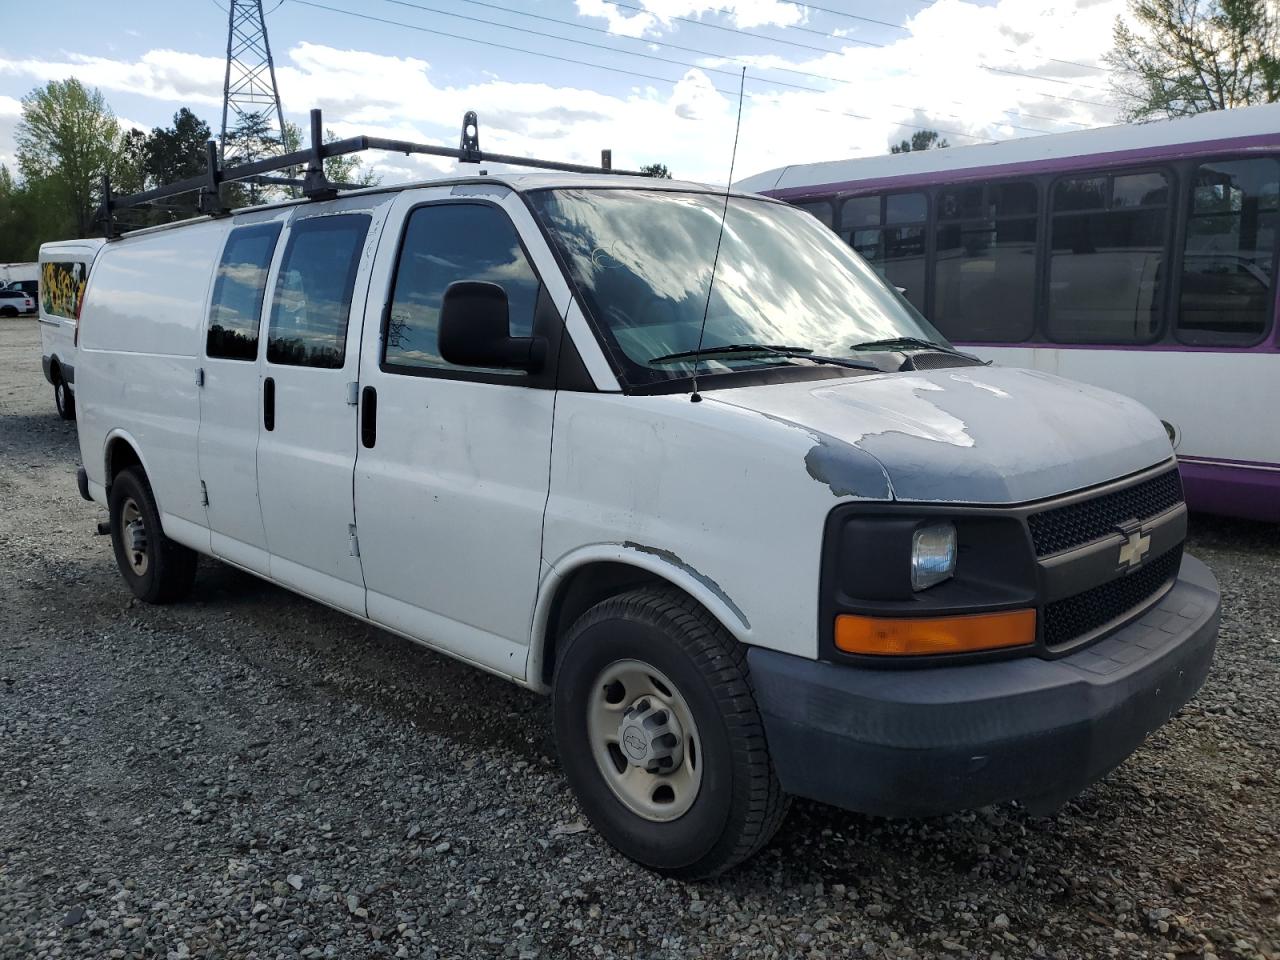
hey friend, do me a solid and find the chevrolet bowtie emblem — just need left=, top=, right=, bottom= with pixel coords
left=1118, top=529, right=1151, bottom=569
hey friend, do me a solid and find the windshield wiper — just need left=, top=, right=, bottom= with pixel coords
left=649, top=343, right=878, bottom=371
left=848, top=337, right=986, bottom=363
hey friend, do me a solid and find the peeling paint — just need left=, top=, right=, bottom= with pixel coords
left=804, top=440, right=895, bottom=499
left=621, top=541, right=751, bottom=631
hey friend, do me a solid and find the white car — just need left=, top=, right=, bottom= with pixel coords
left=72, top=172, right=1220, bottom=877
left=0, top=287, right=34, bottom=317
left=38, top=239, right=105, bottom=420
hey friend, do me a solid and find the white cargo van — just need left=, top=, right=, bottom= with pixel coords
left=38, top=239, right=105, bottom=420
left=72, top=131, right=1220, bottom=878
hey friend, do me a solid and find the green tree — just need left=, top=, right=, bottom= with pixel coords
left=15, top=78, right=126, bottom=235
left=640, top=162, right=672, bottom=179
left=890, top=130, right=949, bottom=154
left=1106, top=0, right=1280, bottom=120
left=146, top=108, right=212, bottom=186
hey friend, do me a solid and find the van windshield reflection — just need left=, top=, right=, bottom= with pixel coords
left=527, top=188, right=944, bottom=385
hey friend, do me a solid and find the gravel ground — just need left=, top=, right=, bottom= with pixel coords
left=0, top=315, right=1277, bottom=960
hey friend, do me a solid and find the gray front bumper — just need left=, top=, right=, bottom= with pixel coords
left=749, top=554, right=1220, bottom=818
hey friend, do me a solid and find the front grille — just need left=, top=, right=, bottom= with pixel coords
left=1042, top=546, right=1181, bottom=648
left=1027, top=468, right=1183, bottom=557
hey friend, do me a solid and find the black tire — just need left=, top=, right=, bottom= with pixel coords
left=54, top=377, right=75, bottom=421
left=553, top=586, right=789, bottom=878
left=108, top=467, right=197, bottom=604
left=0, top=306, right=16, bottom=318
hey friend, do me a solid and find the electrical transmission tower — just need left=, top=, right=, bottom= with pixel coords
left=220, top=0, right=288, bottom=165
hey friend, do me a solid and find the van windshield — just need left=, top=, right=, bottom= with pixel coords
left=527, top=188, right=944, bottom=386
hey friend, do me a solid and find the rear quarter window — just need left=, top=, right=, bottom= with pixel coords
left=40, top=261, right=89, bottom=319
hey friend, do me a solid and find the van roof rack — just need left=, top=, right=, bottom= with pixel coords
left=99, top=107, right=647, bottom=237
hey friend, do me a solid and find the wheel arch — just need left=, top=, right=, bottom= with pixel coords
left=529, top=544, right=753, bottom=693
left=102, top=430, right=155, bottom=503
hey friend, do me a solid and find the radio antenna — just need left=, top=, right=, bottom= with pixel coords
left=690, top=66, right=746, bottom=403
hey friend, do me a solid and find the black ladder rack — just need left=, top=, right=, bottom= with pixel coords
left=99, top=107, right=645, bottom=236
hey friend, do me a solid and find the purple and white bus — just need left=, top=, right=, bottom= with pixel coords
left=737, top=103, right=1280, bottom=523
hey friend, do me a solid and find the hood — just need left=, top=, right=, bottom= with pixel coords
left=711, top=365, right=1174, bottom=504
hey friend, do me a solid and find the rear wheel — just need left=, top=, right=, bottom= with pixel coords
left=108, top=467, right=197, bottom=603
left=0, top=306, right=16, bottom=318
left=53, top=377, right=75, bottom=420
left=552, top=587, right=789, bottom=878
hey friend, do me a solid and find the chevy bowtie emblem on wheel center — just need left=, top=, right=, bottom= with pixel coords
left=1118, top=528, right=1152, bottom=569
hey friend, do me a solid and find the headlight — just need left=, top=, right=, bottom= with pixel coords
left=911, top=521, right=956, bottom=591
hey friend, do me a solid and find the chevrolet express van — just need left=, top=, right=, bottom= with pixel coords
left=38, top=238, right=105, bottom=420
left=73, top=173, right=1220, bottom=877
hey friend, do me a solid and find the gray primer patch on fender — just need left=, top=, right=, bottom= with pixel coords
left=804, top=438, right=895, bottom=499
left=621, top=541, right=751, bottom=631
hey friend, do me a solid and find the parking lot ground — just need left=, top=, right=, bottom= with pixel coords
left=1, top=316, right=1277, bottom=960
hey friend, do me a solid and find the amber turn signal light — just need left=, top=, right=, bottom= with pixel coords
left=834, top=609, right=1036, bottom=656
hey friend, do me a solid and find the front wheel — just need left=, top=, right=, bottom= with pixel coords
left=553, top=587, right=789, bottom=878
left=108, top=467, right=197, bottom=603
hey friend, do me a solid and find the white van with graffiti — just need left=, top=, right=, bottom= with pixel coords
left=38, top=239, right=105, bottom=420
left=72, top=152, right=1220, bottom=878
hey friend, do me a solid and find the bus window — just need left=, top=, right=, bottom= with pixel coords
left=933, top=180, right=1038, bottom=342
left=793, top=199, right=835, bottom=229
left=1177, top=158, right=1279, bottom=346
left=1048, top=171, right=1170, bottom=344
left=840, top=193, right=927, bottom=312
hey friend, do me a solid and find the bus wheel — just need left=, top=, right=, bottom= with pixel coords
left=108, top=467, right=197, bottom=603
left=54, top=377, right=76, bottom=421
left=552, top=586, right=789, bottom=878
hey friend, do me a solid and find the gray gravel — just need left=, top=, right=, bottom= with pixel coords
left=1, top=316, right=1277, bottom=960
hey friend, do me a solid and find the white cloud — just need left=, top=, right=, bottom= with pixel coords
left=0, top=0, right=1125, bottom=185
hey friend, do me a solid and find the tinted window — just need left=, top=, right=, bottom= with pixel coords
left=266, top=214, right=370, bottom=368
left=794, top=200, right=834, bottom=229
left=40, top=261, right=89, bottom=320
left=933, top=180, right=1038, bottom=342
left=1178, top=158, right=1279, bottom=345
left=1048, top=171, right=1170, bottom=343
left=841, top=192, right=928, bottom=311
left=840, top=196, right=880, bottom=230
left=207, top=223, right=281, bottom=360
left=383, top=203, right=540, bottom=373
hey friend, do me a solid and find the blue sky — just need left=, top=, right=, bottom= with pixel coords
left=0, top=0, right=1129, bottom=183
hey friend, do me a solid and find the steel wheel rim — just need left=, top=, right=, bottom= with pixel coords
left=55, top=382, right=65, bottom=412
left=586, top=659, right=702, bottom=822
left=120, top=498, right=149, bottom=576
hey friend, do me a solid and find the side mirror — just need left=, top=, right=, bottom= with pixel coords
left=438, top=280, right=547, bottom=372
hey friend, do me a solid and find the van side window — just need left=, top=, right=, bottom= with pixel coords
left=207, top=222, right=282, bottom=360
left=40, top=261, right=89, bottom=320
left=266, top=214, right=371, bottom=369
left=1177, top=157, right=1278, bottom=345
left=383, top=203, right=540, bottom=374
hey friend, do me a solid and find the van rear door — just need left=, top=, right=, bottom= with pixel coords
left=197, top=219, right=284, bottom=575
left=255, top=205, right=386, bottom=614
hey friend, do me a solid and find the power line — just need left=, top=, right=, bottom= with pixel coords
left=607, top=0, right=1115, bottom=81
left=599, top=0, right=1117, bottom=108
left=385, top=0, right=1091, bottom=130
left=374, top=0, right=1059, bottom=135
left=292, top=0, right=1004, bottom=142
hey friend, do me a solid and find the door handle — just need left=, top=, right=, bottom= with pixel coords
left=361, top=385, right=377, bottom=448
left=263, top=376, right=275, bottom=431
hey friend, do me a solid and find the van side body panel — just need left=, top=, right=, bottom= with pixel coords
left=77, top=222, right=224, bottom=549
left=538, top=391, right=892, bottom=665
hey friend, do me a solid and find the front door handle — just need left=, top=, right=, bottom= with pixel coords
left=361, top=385, right=377, bottom=448
left=263, top=376, right=275, bottom=431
